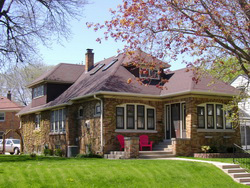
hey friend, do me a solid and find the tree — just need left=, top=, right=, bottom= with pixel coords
left=89, top=0, right=249, bottom=79
left=0, top=63, right=53, bottom=106
left=0, top=0, right=87, bottom=70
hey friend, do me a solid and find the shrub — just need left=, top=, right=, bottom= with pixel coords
left=54, top=149, right=63, bottom=157
left=209, top=146, right=218, bottom=153
left=30, top=153, right=36, bottom=158
left=76, top=153, right=102, bottom=158
left=227, top=147, right=234, bottom=153
left=201, top=146, right=210, bottom=153
left=44, top=149, right=50, bottom=156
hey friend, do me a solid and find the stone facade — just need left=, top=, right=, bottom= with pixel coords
left=20, top=94, right=241, bottom=157
left=124, top=137, right=139, bottom=159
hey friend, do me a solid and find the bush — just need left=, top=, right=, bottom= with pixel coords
left=30, top=153, right=36, bottom=158
left=76, top=153, right=102, bottom=158
left=201, top=146, right=210, bottom=153
left=227, top=147, right=234, bottom=153
left=54, top=149, right=63, bottom=157
left=44, top=149, right=53, bottom=156
left=209, top=146, right=218, bottom=153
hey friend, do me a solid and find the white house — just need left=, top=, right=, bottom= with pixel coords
left=231, top=75, right=250, bottom=149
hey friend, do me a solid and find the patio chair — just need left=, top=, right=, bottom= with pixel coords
left=116, top=135, right=124, bottom=151
left=139, top=135, right=153, bottom=151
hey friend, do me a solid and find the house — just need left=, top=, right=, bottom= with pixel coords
left=18, top=49, right=240, bottom=156
left=231, top=75, right=250, bottom=149
left=0, top=92, right=23, bottom=139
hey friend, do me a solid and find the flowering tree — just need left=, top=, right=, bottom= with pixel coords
left=89, top=0, right=249, bottom=80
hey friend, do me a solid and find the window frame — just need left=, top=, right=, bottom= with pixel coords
left=147, top=108, right=155, bottom=130
left=197, top=106, right=205, bottom=128
left=116, top=107, right=124, bottom=129
left=94, top=103, right=101, bottom=116
left=50, top=108, right=66, bottom=133
left=139, top=68, right=160, bottom=80
left=33, top=85, right=44, bottom=99
left=216, top=104, right=224, bottom=129
left=207, top=104, right=214, bottom=129
left=0, top=112, right=5, bottom=122
left=115, top=104, right=156, bottom=131
left=78, top=106, right=83, bottom=118
left=127, top=105, right=135, bottom=129
left=137, top=105, right=145, bottom=129
left=35, top=114, right=41, bottom=129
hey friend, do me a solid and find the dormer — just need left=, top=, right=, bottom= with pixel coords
left=27, top=63, right=85, bottom=108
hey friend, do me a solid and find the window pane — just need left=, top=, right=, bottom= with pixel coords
left=50, top=111, right=54, bottom=132
left=59, top=109, right=63, bottom=132
left=116, top=107, right=124, bottom=129
left=147, top=109, right=155, bottom=130
left=55, top=110, right=58, bottom=132
left=197, top=107, right=205, bottom=128
left=137, top=105, right=145, bottom=129
left=216, top=105, right=223, bottom=129
left=207, top=104, right=214, bottom=128
left=127, top=105, right=134, bottom=129
left=0, top=113, right=4, bottom=121
left=182, top=104, right=186, bottom=130
left=225, top=111, right=232, bottom=129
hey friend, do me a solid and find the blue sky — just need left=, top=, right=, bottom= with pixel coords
left=38, top=0, right=186, bottom=70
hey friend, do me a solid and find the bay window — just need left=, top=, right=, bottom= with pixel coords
left=116, top=104, right=156, bottom=131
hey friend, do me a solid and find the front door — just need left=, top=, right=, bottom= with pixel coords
left=171, top=103, right=180, bottom=138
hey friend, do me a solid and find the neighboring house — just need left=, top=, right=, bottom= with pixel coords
left=0, top=92, right=23, bottom=139
left=231, top=75, right=250, bottom=149
left=18, top=49, right=240, bottom=156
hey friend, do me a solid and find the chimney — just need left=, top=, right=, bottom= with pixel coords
left=7, top=91, right=11, bottom=101
left=85, top=49, right=94, bottom=72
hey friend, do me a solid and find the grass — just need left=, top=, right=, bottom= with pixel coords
left=0, top=155, right=246, bottom=188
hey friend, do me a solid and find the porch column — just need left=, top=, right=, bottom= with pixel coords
left=124, top=137, right=139, bottom=159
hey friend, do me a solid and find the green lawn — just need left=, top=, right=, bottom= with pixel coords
left=0, top=155, right=246, bottom=188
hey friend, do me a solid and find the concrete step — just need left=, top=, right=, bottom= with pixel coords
left=242, top=182, right=250, bottom=186
left=139, top=154, right=175, bottom=159
left=104, top=153, right=125, bottom=159
left=224, top=168, right=246, bottom=173
left=139, top=151, right=173, bottom=156
left=236, top=177, right=250, bottom=183
left=110, top=151, right=124, bottom=155
left=153, top=148, right=173, bottom=152
left=231, top=173, right=250, bottom=178
left=220, top=164, right=240, bottom=169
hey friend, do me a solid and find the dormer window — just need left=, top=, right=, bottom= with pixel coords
left=139, top=68, right=160, bottom=80
left=33, top=85, right=44, bottom=99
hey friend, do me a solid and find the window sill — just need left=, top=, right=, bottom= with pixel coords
left=197, top=129, right=235, bottom=133
left=49, top=132, right=66, bottom=135
left=115, top=129, right=157, bottom=133
left=94, top=114, right=101, bottom=118
left=33, top=95, right=45, bottom=100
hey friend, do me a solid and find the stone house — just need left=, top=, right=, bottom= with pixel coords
left=18, top=49, right=240, bottom=156
left=231, top=75, right=250, bottom=149
left=0, top=92, right=23, bottom=139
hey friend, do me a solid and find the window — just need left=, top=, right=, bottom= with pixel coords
left=137, top=105, right=145, bottom=129
left=139, top=68, right=160, bottom=80
left=197, top=103, right=233, bottom=130
left=207, top=104, right=214, bottom=129
left=35, top=114, right=41, bottom=129
left=116, top=107, right=124, bottom=129
left=216, top=105, right=223, bottom=129
left=225, top=111, right=232, bottom=129
left=33, top=85, right=44, bottom=98
left=0, top=112, right=5, bottom=121
left=197, top=107, right=205, bottom=128
left=50, top=109, right=66, bottom=133
left=147, top=109, right=155, bottom=130
left=127, top=105, right=135, bottom=129
left=116, top=104, right=156, bottom=131
left=95, top=103, right=101, bottom=116
left=182, top=103, right=186, bottom=130
left=78, top=106, right=83, bottom=118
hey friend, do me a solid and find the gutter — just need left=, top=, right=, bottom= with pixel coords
left=94, top=94, right=104, bottom=153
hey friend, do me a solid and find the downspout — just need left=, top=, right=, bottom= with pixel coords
left=94, top=94, right=103, bottom=153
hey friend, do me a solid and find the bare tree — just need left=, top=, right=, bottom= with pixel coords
left=0, top=63, right=53, bottom=105
left=0, top=0, right=87, bottom=70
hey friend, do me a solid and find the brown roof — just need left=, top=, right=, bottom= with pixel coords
left=0, top=97, right=23, bottom=111
left=18, top=51, right=239, bottom=115
left=160, top=68, right=239, bottom=96
left=27, top=63, right=85, bottom=88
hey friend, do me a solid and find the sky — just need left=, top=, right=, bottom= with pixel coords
left=38, top=0, right=186, bottom=71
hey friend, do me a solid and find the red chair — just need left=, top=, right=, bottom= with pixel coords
left=117, top=135, right=124, bottom=151
left=140, top=135, right=153, bottom=151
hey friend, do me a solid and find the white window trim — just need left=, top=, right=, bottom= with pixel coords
left=115, top=103, right=157, bottom=131
left=0, top=112, right=5, bottom=122
left=197, top=103, right=233, bottom=131
left=33, top=85, right=45, bottom=99
left=94, top=103, right=101, bottom=117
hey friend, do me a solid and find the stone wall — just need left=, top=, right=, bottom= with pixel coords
left=0, top=111, right=20, bottom=139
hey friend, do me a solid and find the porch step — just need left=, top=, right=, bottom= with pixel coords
left=139, top=154, right=176, bottom=159
left=224, top=168, right=246, bottom=173
left=231, top=173, right=250, bottom=178
left=104, top=151, right=125, bottom=159
left=220, top=164, right=240, bottom=169
left=152, top=140, right=173, bottom=151
left=236, top=177, right=250, bottom=183
left=139, top=150, right=175, bottom=159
